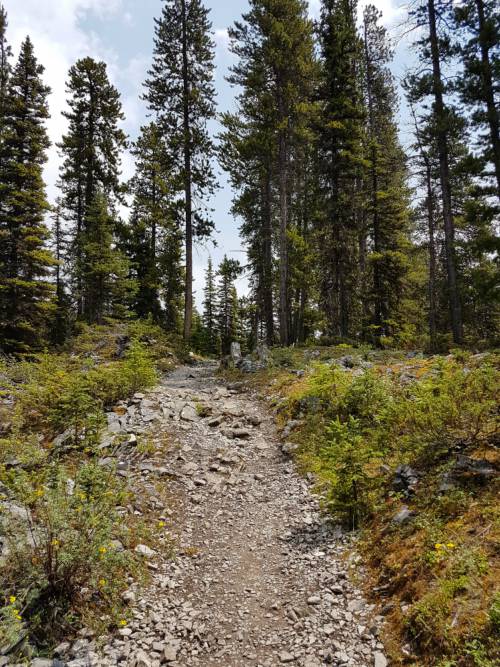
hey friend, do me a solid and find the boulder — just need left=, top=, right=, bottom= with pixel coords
left=393, top=465, right=419, bottom=497
left=392, top=505, right=416, bottom=525
left=230, top=341, right=242, bottom=364
left=256, top=342, right=270, bottom=364
left=134, top=544, right=156, bottom=558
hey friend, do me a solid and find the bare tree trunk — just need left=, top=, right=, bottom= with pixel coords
left=262, top=167, right=274, bottom=345
left=428, top=0, right=463, bottom=344
left=277, top=91, right=289, bottom=347
left=425, top=159, right=438, bottom=351
left=181, top=0, right=193, bottom=341
left=475, top=0, right=500, bottom=200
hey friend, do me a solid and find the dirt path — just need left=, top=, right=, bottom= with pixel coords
left=65, top=363, right=388, bottom=667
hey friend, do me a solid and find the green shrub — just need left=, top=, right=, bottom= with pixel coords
left=88, top=340, right=157, bottom=406
left=1, top=463, right=137, bottom=644
left=319, top=417, right=379, bottom=528
left=380, top=359, right=498, bottom=464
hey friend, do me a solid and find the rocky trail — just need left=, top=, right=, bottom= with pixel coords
left=63, top=363, right=389, bottom=667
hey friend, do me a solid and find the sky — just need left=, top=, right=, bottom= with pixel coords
left=5, top=0, right=410, bottom=307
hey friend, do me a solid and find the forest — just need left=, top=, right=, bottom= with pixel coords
left=0, top=0, right=498, bottom=666
left=0, top=0, right=498, bottom=356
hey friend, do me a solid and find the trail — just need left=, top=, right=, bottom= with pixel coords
left=66, top=363, right=388, bottom=667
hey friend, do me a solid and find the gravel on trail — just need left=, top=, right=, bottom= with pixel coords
left=62, top=362, right=389, bottom=667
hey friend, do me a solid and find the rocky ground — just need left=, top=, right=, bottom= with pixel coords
left=55, top=362, right=389, bottom=667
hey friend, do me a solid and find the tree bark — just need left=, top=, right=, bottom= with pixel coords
left=277, top=90, right=289, bottom=347
left=181, top=0, right=193, bottom=341
left=427, top=0, right=463, bottom=344
left=262, top=167, right=274, bottom=345
left=475, top=0, right=500, bottom=200
left=425, top=158, right=438, bottom=352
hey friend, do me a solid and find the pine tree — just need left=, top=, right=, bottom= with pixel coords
left=318, top=0, right=366, bottom=339
left=202, top=257, right=218, bottom=354
left=455, top=0, right=500, bottom=201
left=80, top=192, right=131, bottom=325
left=49, top=199, right=71, bottom=344
left=128, top=122, right=183, bottom=328
left=144, top=0, right=217, bottom=340
left=258, top=0, right=316, bottom=345
left=216, top=256, right=242, bottom=356
left=0, top=4, right=12, bottom=129
left=0, top=4, right=12, bottom=194
left=408, top=0, right=463, bottom=344
left=58, top=57, right=126, bottom=317
left=0, top=37, right=55, bottom=353
left=362, top=5, right=410, bottom=342
left=222, top=0, right=316, bottom=346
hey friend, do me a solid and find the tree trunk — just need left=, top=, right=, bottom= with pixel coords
left=425, top=158, right=438, bottom=351
left=181, top=0, right=193, bottom=341
left=262, top=168, right=274, bottom=345
left=427, top=0, right=463, bottom=344
left=277, top=91, right=289, bottom=347
left=475, top=0, right=500, bottom=200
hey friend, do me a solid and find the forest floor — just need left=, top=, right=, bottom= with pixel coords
left=63, top=362, right=388, bottom=667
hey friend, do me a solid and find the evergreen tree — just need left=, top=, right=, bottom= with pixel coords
left=202, top=257, right=218, bottom=354
left=0, top=4, right=12, bottom=202
left=0, top=4, right=12, bottom=133
left=144, top=0, right=217, bottom=340
left=222, top=0, right=316, bottom=346
left=80, top=192, right=131, bottom=325
left=128, top=122, right=183, bottom=329
left=49, top=199, right=71, bottom=344
left=58, top=57, right=126, bottom=317
left=216, top=256, right=242, bottom=356
left=455, top=0, right=500, bottom=200
left=318, top=0, right=366, bottom=339
left=362, top=5, right=410, bottom=342
left=408, top=0, right=463, bottom=344
left=257, top=0, right=316, bottom=345
left=0, top=37, right=55, bottom=353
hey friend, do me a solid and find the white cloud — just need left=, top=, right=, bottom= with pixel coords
left=214, top=27, right=230, bottom=58
left=3, top=0, right=124, bottom=202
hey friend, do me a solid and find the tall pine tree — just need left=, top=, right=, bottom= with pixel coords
left=202, top=256, right=218, bottom=354
left=0, top=37, right=55, bottom=353
left=128, top=122, right=183, bottom=328
left=58, top=57, right=126, bottom=320
left=318, top=0, right=366, bottom=339
left=144, top=0, right=217, bottom=340
left=362, top=5, right=410, bottom=342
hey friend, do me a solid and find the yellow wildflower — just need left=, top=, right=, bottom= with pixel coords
left=35, top=489, right=44, bottom=497
left=15, top=614, right=22, bottom=621
left=158, top=521, right=165, bottom=528
left=119, top=619, right=127, bottom=627
left=435, top=543, right=443, bottom=550
left=9, top=596, right=16, bottom=604
left=446, top=542, right=455, bottom=549
left=98, top=546, right=107, bottom=555
left=51, top=539, right=60, bottom=548
left=98, top=579, right=106, bottom=587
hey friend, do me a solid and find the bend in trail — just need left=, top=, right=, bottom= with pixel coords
left=68, top=363, right=389, bottom=667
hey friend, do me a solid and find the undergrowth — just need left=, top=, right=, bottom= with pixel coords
left=0, top=319, right=177, bottom=654
left=249, top=347, right=500, bottom=666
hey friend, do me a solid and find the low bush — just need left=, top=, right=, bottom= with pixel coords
left=1, top=463, right=138, bottom=646
left=275, top=351, right=499, bottom=664
left=0, top=321, right=165, bottom=652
